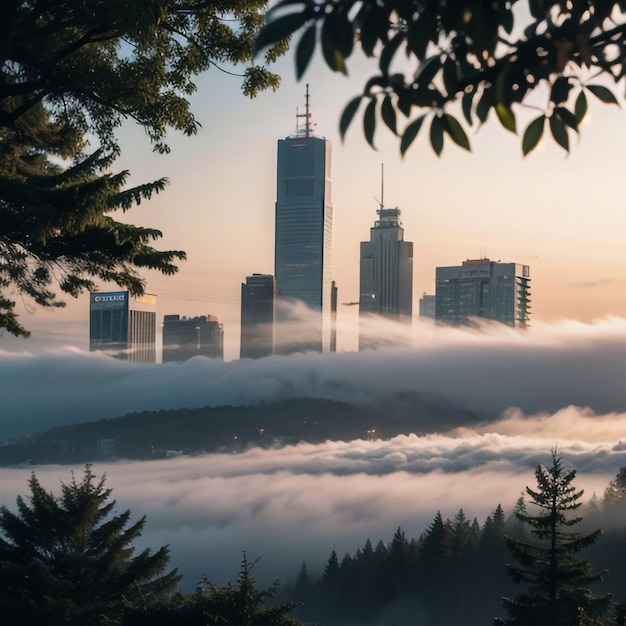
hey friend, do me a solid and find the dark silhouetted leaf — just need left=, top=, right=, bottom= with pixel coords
left=550, top=76, right=572, bottom=105
left=379, top=31, right=404, bottom=76
left=255, top=12, right=308, bottom=55
left=522, top=115, right=545, bottom=156
left=321, top=16, right=347, bottom=74
left=363, top=98, right=377, bottom=148
left=295, top=24, right=316, bottom=80
left=550, top=114, right=569, bottom=152
left=476, top=86, right=493, bottom=124
left=443, top=57, right=457, bottom=96
left=443, top=114, right=471, bottom=151
left=381, top=95, right=397, bottom=135
left=495, top=102, right=516, bottom=133
left=462, top=90, right=474, bottom=125
left=339, top=96, right=362, bottom=140
left=555, top=106, right=578, bottom=132
left=574, top=91, right=588, bottom=123
left=430, top=115, right=444, bottom=156
left=400, top=114, right=425, bottom=156
left=587, top=84, right=619, bottom=105
left=414, top=54, right=441, bottom=87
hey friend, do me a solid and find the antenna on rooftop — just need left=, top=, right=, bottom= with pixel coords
left=295, top=84, right=313, bottom=137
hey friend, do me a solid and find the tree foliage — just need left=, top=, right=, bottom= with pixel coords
left=495, top=451, right=610, bottom=626
left=0, top=465, right=179, bottom=626
left=257, top=0, right=624, bottom=156
left=1, top=0, right=284, bottom=336
left=121, top=552, right=301, bottom=626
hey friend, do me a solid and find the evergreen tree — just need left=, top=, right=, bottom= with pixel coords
left=1, top=0, right=285, bottom=336
left=0, top=465, right=179, bottom=626
left=495, top=451, right=611, bottom=626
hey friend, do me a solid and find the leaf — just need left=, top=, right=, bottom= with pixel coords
left=321, top=16, right=347, bottom=74
left=363, top=98, right=377, bottom=148
left=586, top=84, right=619, bottom=106
left=339, top=96, right=362, bottom=140
left=462, top=90, right=474, bottom=125
left=555, top=106, right=578, bottom=132
left=381, top=95, right=397, bottom=135
left=255, top=12, right=308, bottom=55
left=550, top=76, right=572, bottom=105
left=574, top=90, right=588, bottom=123
left=549, top=114, right=569, bottom=152
left=295, top=24, right=316, bottom=80
left=443, top=114, right=471, bottom=151
left=400, top=115, right=425, bottom=156
left=495, top=102, right=517, bottom=133
left=522, top=115, right=545, bottom=156
left=430, top=115, right=445, bottom=156
left=476, top=86, right=492, bottom=124
left=414, top=54, right=442, bottom=87
left=379, top=31, right=404, bottom=76
left=266, top=0, right=306, bottom=21
left=442, top=57, right=457, bottom=96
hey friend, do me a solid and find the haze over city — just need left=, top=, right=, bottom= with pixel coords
left=3, top=18, right=626, bottom=621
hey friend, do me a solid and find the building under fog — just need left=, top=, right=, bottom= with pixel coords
left=240, top=274, right=276, bottom=359
left=435, top=258, right=531, bottom=327
left=419, top=294, right=436, bottom=319
left=359, top=195, right=413, bottom=349
left=274, top=86, right=333, bottom=354
left=89, top=291, right=157, bottom=362
left=162, top=315, right=223, bottom=362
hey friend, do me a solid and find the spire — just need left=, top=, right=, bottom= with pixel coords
left=295, top=84, right=314, bottom=137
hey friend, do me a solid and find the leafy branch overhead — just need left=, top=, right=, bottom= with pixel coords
left=1, top=0, right=284, bottom=337
left=256, top=0, right=623, bottom=156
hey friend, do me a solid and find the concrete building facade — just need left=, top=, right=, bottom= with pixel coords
left=435, top=259, right=531, bottom=327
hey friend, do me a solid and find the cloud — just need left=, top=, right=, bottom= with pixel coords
left=2, top=316, right=626, bottom=438
left=0, top=415, right=622, bottom=589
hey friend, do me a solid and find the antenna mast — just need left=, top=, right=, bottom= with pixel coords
left=380, top=163, right=384, bottom=209
left=295, top=84, right=313, bottom=137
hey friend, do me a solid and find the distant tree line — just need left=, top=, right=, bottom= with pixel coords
left=2, top=457, right=626, bottom=625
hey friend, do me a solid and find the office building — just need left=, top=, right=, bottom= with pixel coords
left=435, top=258, right=531, bottom=327
left=419, top=294, right=436, bottom=319
left=162, top=314, right=223, bottom=362
left=89, top=291, right=156, bottom=362
left=359, top=194, right=413, bottom=349
left=240, top=274, right=276, bottom=359
left=274, top=86, right=333, bottom=353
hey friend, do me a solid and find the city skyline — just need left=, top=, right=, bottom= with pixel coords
left=3, top=55, right=626, bottom=359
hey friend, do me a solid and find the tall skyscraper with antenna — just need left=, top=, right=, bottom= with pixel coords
left=359, top=166, right=413, bottom=349
left=274, top=86, right=333, bottom=353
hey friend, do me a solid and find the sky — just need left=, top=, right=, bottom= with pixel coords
left=3, top=42, right=626, bottom=358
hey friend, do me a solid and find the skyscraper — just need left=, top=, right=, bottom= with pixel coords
left=89, top=291, right=156, bottom=362
left=240, top=274, right=276, bottom=359
left=435, top=258, right=531, bottom=327
left=274, top=86, right=333, bottom=354
left=359, top=182, right=413, bottom=349
left=162, top=314, right=224, bottom=362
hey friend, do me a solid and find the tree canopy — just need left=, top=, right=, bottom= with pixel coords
left=1, top=0, right=283, bottom=337
left=0, top=465, right=179, bottom=626
left=257, top=0, right=624, bottom=156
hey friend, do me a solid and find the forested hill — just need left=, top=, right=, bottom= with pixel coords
left=1, top=395, right=481, bottom=466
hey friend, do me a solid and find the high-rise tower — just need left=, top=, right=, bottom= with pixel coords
left=359, top=169, right=413, bottom=349
left=240, top=273, right=276, bottom=359
left=274, top=86, right=333, bottom=353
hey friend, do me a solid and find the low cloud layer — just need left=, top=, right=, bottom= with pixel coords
left=2, top=316, right=626, bottom=437
left=0, top=413, right=623, bottom=589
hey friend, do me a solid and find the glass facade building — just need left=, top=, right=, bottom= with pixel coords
left=274, top=132, right=333, bottom=353
left=435, top=259, right=531, bottom=327
left=240, top=274, right=276, bottom=359
left=89, top=291, right=156, bottom=362
left=162, top=314, right=224, bottom=362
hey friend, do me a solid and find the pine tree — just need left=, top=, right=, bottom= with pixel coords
left=495, top=451, right=611, bottom=626
left=0, top=465, right=179, bottom=626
